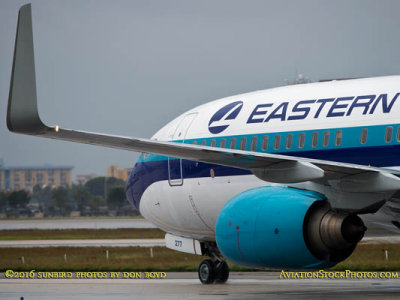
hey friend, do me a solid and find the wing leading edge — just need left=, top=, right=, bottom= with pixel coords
left=7, top=4, right=400, bottom=193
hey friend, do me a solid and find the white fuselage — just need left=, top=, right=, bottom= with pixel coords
left=134, top=76, right=400, bottom=240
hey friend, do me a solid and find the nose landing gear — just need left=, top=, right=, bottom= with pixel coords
left=198, top=259, right=229, bottom=284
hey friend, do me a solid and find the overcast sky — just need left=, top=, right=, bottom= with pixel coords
left=1, top=0, right=400, bottom=179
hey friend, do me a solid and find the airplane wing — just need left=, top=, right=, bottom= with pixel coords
left=7, top=4, right=400, bottom=194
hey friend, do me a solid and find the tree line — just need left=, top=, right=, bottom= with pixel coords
left=0, top=177, right=137, bottom=217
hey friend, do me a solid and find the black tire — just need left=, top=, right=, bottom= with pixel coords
left=214, top=260, right=229, bottom=284
left=198, top=259, right=215, bottom=284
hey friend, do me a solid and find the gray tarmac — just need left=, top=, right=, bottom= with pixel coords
left=1, top=272, right=400, bottom=299
left=361, top=235, right=400, bottom=244
left=0, top=218, right=156, bottom=230
left=0, top=238, right=165, bottom=248
left=0, top=236, right=399, bottom=248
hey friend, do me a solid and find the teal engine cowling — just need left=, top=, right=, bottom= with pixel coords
left=215, top=187, right=366, bottom=269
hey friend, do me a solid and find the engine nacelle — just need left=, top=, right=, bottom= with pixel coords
left=215, top=186, right=366, bottom=269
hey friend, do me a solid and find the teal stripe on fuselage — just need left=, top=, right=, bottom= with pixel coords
left=137, top=123, right=400, bottom=163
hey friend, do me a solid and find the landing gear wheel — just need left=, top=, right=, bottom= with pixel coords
left=214, top=260, right=229, bottom=284
left=198, top=259, right=215, bottom=284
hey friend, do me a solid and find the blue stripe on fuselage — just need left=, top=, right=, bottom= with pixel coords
left=126, top=143, right=400, bottom=210
left=126, top=122, right=400, bottom=210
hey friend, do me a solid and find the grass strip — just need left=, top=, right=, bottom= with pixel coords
left=333, top=243, right=400, bottom=270
left=0, top=243, right=400, bottom=272
left=0, top=228, right=165, bottom=240
left=0, top=246, right=252, bottom=272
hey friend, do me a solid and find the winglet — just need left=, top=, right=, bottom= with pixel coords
left=7, top=4, right=49, bottom=134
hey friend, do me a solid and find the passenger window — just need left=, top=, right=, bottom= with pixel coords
left=335, top=130, right=342, bottom=146
left=250, top=137, right=257, bottom=151
left=323, top=131, right=330, bottom=147
left=240, top=137, right=247, bottom=150
left=286, top=134, right=293, bottom=149
left=210, top=139, right=216, bottom=147
left=311, top=132, right=318, bottom=148
left=298, top=133, right=305, bottom=149
left=219, top=139, right=226, bottom=148
left=360, top=128, right=368, bottom=144
left=201, top=140, right=206, bottom=146
left=261, top=136, right=268, bottom=151
left=385, top=126, right=393, bottom=143
left=230, top=138, right=236, bottom=149
left=274, top=135, right=281, bottom=150
left=192, top=141, right=197, bottom=145
left=397, top=127, right=400, bottom=142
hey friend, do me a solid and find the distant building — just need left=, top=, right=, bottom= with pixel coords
left=76, top=173, right=98, bottom=185
left=107, top=165, right=131, bottom=182
left=0, top=165, right=73, bottom=191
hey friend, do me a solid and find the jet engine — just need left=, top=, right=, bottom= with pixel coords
left=215, top=186, right=366, bottom=269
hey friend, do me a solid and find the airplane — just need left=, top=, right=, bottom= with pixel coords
left=7, top=4, right=400, bottom=284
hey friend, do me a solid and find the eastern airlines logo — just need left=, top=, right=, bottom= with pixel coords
left=208, top=101, right=243, bottom=134
left=208, top=93, right=400, bottom=134
left=245, top=93, right=400, bottom=124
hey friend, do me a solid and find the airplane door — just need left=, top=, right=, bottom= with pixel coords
left=168, top=113, right=197, bottom=186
